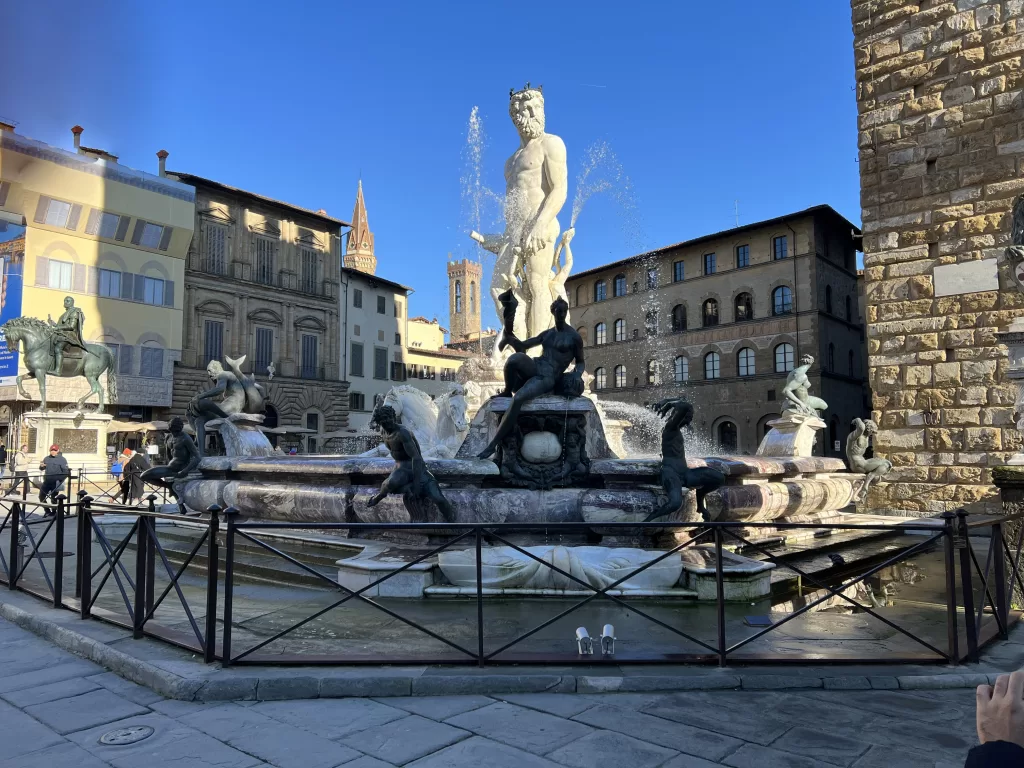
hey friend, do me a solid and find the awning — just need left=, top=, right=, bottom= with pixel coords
left=107, top=420, right=172, bottom=433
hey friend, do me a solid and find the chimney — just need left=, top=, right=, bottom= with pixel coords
left=0, top=119, right=14, bottom=134
left=71, top=125, right=83, bottom=151
left=156, top=149, right=169, bottom=177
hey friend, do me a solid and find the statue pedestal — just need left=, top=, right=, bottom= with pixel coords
left=997, top=319, right=1024, bottom=465
left=756, top=411, right=825, bottom=458
left=207, top=413, right=272, bottom=457
left=22, top=411, right=113, bottom=473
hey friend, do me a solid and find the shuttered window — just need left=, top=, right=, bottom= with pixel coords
left=254, top=237, right=275, bottom=285
left=204, top=223, right=227, bottom=274
left=132, top=220, right=167, bottom=249
left=85, top=210, right=124, bottom=239
left=118, top=345, right=134, bottom=375
left=374, top=347, right=387, bottom=380
left=353, top=289, right=362, bottom=308
left=254, top=328, right=273, bottom=375
left=48, top=260, right=72, bottom=290
left=143, top=277, right=164, bottom=305
left=204, top=320, right=224, bottom=366
left=300, top=334, right=318, bottom=378
left=301, top=248, right=318, bottom=294
left=139, top=347, right=164, bottom=378
left=350, top=342, right=364, bottom=377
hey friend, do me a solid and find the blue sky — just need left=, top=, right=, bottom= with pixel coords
left=5, top=0, right=859, bottom=330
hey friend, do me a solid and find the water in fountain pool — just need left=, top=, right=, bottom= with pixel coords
left=599, top=399, right=719, bottom=458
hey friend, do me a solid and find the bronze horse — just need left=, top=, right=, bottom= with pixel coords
left=1, top=316, right=116, bottom=411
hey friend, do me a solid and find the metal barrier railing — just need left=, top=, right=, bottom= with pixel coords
left=0, top=496, right=1019, bottom=667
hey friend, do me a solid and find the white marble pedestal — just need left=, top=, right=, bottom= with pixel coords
left=756, top=411, right=825, bottom=458
left=22, top=411, right=112, bottom=473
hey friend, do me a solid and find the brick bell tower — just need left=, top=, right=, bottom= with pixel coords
left=447, top=257, right=482, bottom=343
left=345, top=180, right=377, bottom=275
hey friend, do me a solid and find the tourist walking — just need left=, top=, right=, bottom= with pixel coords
left=11, top=444, right=28, bottom=497
left=38, top=445, right=69, bottom=510
left=123, top=448, right=151, bottom=505
left=0, top=442, right=8, bottom=489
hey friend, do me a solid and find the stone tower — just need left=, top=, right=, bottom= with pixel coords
left=448, top=257, right=482, bottom=343
left=345, top=180, right=376, bottom=275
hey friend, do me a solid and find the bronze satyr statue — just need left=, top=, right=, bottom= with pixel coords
left=367, top=404, right=455, bottom=522
left=140, top=417, right=201, bottom=511
left=1, top=297, right=117, bottom=411
left=645, top=398, right=726, bottom=522
left=477, top=295, right=584, bottom=460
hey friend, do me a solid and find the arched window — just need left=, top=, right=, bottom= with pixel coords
left=846, top=295, right=852, bottom=322
left=576, top=285, right=586, bottom=307
left=595, top=322, right=607, bottom=345
left=613, top=274, right=627, bottom=297
left=718, top=421, right=738, bottom=452
left=614, top=365, right=626, bottom=388
left=827, top=343, right=835, bottom=372
left=614, top=318, right=625, bottom=342
left=595, top=280, right=607, bottom=302
left=825, top=285, right=833, bottom=314
left=772, top=286, right=792, bottom=315
left=703, top=299, right=719, bottom=327
left=672, top=304, right=686, bottom=332
left=735, top=292, right=753, bottom=322
left=470, top=281, right=476, bottom=313
left=775, top=343, right=795, bottom=373
left=647, top=360, right=660, bottom=385
left=704, top=351, right=720, bottom=380
left=674, top=356, right=689, bottom=382
left=645, top=309, right=658, bottom=336
left=738, top=347, right=755, bottom=376
left=848, top=349, right=855, bottom=377
left=594, top=367, right=607, bottom=390
left=454, top=280, right=462, bottom=313
left=576, top=326, right=588, bottom=345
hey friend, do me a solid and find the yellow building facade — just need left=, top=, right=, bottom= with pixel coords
left=403, top=316, right=469, bottom=397
left=0, top=123, right=195, bottom=433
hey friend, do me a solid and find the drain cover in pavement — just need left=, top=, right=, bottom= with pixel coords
left=99, top=725, right=154, bottom=745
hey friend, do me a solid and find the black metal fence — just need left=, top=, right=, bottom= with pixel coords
left=0, top=493, right=1020, bottom=668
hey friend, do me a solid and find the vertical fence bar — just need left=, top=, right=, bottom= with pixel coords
left=942, top=511, right=959, bottom=664
left=145, top=498, right=157, bottom=617
left=992, top=521, right=1009, bottom=639
left=204, top=506, right=221, bottom=664
left=75, top=491, right=87, bottom=599
left=715, top=526, right=727, bottom=667
left=8, top=492, right=20, bottom=591
left=221, top=508, right=236, bottom=666
left=52, top=495, right=66, bottom=608
left=476, top=527, right=484, bottom=667
left=132, top=510, right=148, bottom=639
left=958, top=509, right=979, bottom=662
left=79, top=496, right=92, bottom=619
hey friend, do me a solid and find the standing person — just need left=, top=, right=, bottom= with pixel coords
left=118, top=449, right=132, bottom=504
left=0, top=441, right=8, bottom=490
left=38, top=445, right=69, bottom=511
left=109, top=455, right=124, bottom=501
left=124, top=448, right=151, bottom=505
left=11, top=444, right=28, bottom=497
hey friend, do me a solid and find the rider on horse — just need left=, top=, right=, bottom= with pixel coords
left=47, top=296, right=87, bottom=374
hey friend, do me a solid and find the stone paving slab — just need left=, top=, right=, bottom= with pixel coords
left=405, top=736, right=561, bottom=768
left=339, top=714, right=470, bottom=764
left=444, top=701, right=593, bottom=755
left=0, top=674, right=100, bottom=707
left=546, top=731, right=679, bottom=768
left=0, top=741, right=114, bottom=768
left=24, top=688, right=150, bottom=735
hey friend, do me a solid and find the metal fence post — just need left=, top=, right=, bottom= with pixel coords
left=8, top=492, right=20, bottom=591
left=79, top=496, right=93, bottom=619
left=145, top=496, right=157, bottom=616
left=992, top=521, right=1009, bottom=639
left=942, top=511, right=959, bottom=664
left=221, top=507, right=237, bottom=667
left=132, top=510, right=148, bottom=639
left=52, top=494, right=66, bottom=608
left=714, top=526, right=727, bottom=667
left=475, top=527, right=484, bottom=667
left=204, top=505, right=221, bottom=664
left=74, top=490, right=87, bottom=599
left=958, top=509, right=979, bottom=662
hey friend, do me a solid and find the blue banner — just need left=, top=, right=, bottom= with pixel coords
left=0, top=232, right=25, bottom=386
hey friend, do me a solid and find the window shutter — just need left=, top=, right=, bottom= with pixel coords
left=130, top=220, right=145, bottom=245
left=158, top=226, right=173, bottom=251
left=65, top=204, right=83, bottom=231
left=133, top=274, right=145, bottom=302
left=84, top=209, right=101, bottom=235
left=114, top=216, right=130, bottom=242
left=33, top=196, right=49, bottom=224
left=0, top=181, right=10, bottom=207
left=87, top=267, right=99, bottom=295
left=163, top=280, right=174, bottom=307
left=34, top=256, right=49, bottom=286
left=120, top=272, right=135, bottom=300
left=118, top=345, right=134, bottom=375
left=72, top=264, right=86, bottom=292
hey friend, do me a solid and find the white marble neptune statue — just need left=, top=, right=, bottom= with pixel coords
left=471, top=84, right=569, bottom=361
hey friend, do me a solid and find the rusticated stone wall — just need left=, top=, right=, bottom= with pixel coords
left=853, top=0, right=1024, bottom=514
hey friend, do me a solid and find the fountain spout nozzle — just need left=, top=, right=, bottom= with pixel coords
left=575, top=627, right=593, bottom=655
left=600, top=624, right=616, bottom=655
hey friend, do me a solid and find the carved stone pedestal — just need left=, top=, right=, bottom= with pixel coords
left=756, top=411, right=826, bottom=458
left=22, top=410, right=113, bottom=473
left=207, top=413, right=272, bottom=457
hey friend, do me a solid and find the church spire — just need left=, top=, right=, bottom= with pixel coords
left=345, top=180, right=377, bottom=275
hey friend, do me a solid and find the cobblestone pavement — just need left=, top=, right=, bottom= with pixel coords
left=0, top=616, right=977, bottom=767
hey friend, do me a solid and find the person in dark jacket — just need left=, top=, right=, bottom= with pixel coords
left=123, top=448, right=151, bottom=505
left=967, top=670, right=1024, bottom=766
left=38, top=444, right=69, bottom=509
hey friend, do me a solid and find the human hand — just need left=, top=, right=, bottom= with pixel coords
left=522, top=228, right=547, bottom=254
left=977, top=671, right=1024, bottom=748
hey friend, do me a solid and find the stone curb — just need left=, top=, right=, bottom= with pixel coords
left=0, top=599, right=1009, bottom=700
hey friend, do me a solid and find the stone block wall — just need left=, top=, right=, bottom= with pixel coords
left=853, top=0, right=1024, bottom=514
